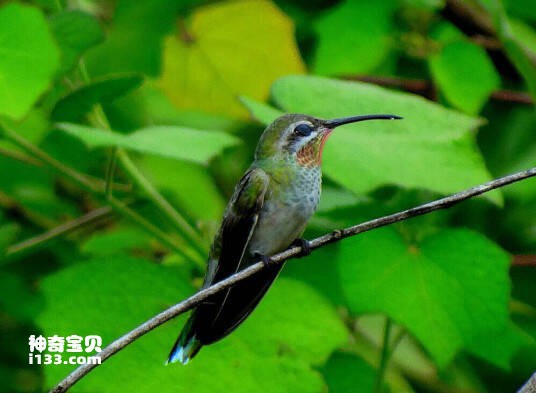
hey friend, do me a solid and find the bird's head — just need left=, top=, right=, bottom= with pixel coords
left=255, top=113, right=402, bottom=167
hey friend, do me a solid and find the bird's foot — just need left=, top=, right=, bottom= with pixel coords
left=254, top=252, right=274, bottom=268
left=291, top=238, right=311, bottom=257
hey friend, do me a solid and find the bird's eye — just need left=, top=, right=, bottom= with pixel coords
left=293, top=123, right=313, bottom=137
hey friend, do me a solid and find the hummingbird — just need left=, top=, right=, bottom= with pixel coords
left=168, top=112, right=401, bottom=364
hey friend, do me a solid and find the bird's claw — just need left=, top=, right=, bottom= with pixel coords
left=254, top=252, right=274, bottom=268
left=291, top=238, right=311, bottom=257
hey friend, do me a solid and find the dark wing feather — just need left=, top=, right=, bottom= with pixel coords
left=204, top=167, right=269, bottom=287
left=189, top=168, right=273, bottom=344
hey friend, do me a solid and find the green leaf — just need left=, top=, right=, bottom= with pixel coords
left=49, top=10, right=104, bottom=75
left=158, top=0, right=305, bottom=118
left=37, top=256, right=346, bottom=392
left=0, top=3, right=60, bottom=119
left=57, top=124, right=240, bottom=164
left=504, top=0, right=536, bottom=22
left=465, top=322, right=527, bottom=369
left=145, top=86, right=242, bottom=132
left=0, top=271, right=42, bottom=321
left=0, top=222, right=20, bottom=259
left=429, top=24, right=500, bottom=114
left=52, top=74, right=144, bottom=121
left=85, top=0, right=182, bottom=77
left=478, top=1, right=536, bottom=100
left=319, top=351, right=377, bottom=393
left=338, top=227, right=511, bottom=367
left=81, top=227, right=152, bottom=257
left=240, top=96, right=284, bottom=124
left=270, top=75, right=498, bottom=202
left=282, top=244, right=348, bottom=307
left=504, top=18, right=536, bottom=100
left=138, top=156, right=227, bottom=223
left=0, top=155, right=77, bottom=221
left=313, top=0, right=395, bottom=76
left=401, top=0, right=445, bottom=9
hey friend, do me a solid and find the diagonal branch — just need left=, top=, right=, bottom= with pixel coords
left=50, top=167, right=536, bottom=393
left=518, top=371, right=536, bottom=393
left=5, top=206, right=113, bottom=258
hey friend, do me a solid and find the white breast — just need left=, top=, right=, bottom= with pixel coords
left=248, top=167, right=321, bottom=257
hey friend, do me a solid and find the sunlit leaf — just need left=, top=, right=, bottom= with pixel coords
left=0, top=3, right=60, bottom=119
left=37, top=256, right=347, bottom=392
left=159, top=0, right=305, bottom=118
left=57, top=123, right=240, bottom=164
left=240, top=96, right=284, bottom=124
left=145, top=86, right=242, bottom=131
left=269, top=76, right=498, bottom=202
left=338, top=227, right=510, bottom=367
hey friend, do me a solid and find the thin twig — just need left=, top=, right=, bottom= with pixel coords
left=5, top=206, right=113, bottom=258
left=49, top=166, right=536, bottom=393
left=104, top=148, right=118, bottom=198
left=374, top=318, right=392, bottom=393
left=0, top=191, right=56, bottom=229
left=1, top=126, right=101, bottom=193
left=105, top=195, right=201, bottom=263
left=513, top=255, right=536, bottom=267
left=347, top=75, right=533, bottom=105
left=0, top=123, right=200, bottom=261
left=0, top=142, right=131, bottom=192
left=0, top=146, right=44, bottom=166
left=116, top=149, right=208, bottom=264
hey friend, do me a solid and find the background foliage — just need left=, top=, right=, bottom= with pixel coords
left=0, top=0, right=535, bottom=392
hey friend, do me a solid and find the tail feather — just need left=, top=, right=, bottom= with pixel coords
left=167, top=317, right=203, bottom=365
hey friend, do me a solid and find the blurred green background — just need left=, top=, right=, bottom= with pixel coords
left=0, top=0, right=535, bottom=392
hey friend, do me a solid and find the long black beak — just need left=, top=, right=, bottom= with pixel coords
left=324, top=114, right=402, bottom=129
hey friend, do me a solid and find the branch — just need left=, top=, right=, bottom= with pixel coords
left=5, top=206, right=113, bottom=258
left=513, top=255, right=536, bottom=267
left=346, top=75, right=533, bottom=105
left=518, top=371, right=536, bottom=393
left=0, top=124, right=203, bottom=265
left=50, top=167, right=536, bottom=393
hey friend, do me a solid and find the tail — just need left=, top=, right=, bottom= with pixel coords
left=167, top=317, right=203, bottom=365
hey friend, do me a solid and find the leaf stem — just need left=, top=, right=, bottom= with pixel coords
left=1, top=125, right=101, bottom=193
left=78, top=61, right=208, bottom=258
left=0, top=145, right=43, bottom=166
left=106, top=196, right=201, bottom=263
left=0, top=140, right=130, bottom=192
left=104, top=147, right=118, bottom=198
left=1, top=124, right=201, bottom=263
left=374, top=318, right=392, bottom=393
left=5, top=206, right=113, bottom=258
left=0, top=190, right=56, bottom=229
left=117, top=149, right=208, bottom=256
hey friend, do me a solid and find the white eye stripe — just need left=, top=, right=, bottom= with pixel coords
left=280, top=120, right=318, bottom=153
